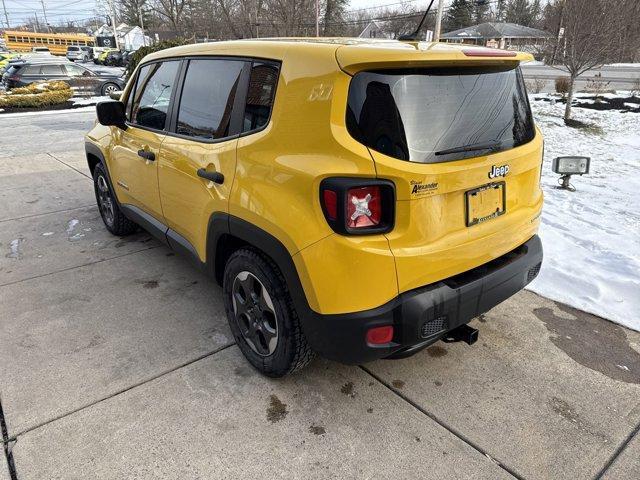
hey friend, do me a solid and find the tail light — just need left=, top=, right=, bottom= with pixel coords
left=320, top=178, right=395, bottom=235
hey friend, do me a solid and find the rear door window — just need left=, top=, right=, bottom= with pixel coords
left=243, top=62, right=278, bottom=133
left=40, top=64, right=64, bottom=76
left=175, top=59, right=245, bottom=140
left=22, top=66, right=40, bottom=75
left=346, top=66, right=535, bottom=163
left=130, top=61, right=180, bottom=131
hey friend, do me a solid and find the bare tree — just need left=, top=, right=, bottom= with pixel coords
left=152, top=0, right=190, bottom=33
left=549, top=0, right=618, bottom=121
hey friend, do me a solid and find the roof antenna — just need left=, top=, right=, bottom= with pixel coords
left=398, top=0, right=436, bottom=41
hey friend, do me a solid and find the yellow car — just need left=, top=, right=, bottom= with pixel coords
left=0, top=52, right=19, bottom=72
left=85, top=39, right=543, bottom=376
left=94, top=48, right=117, bottom=65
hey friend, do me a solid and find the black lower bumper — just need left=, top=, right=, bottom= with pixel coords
left=301, top=235, right=543, bottom=364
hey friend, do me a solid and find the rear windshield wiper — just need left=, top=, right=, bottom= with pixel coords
left=434, top=141, right=502, bottom=156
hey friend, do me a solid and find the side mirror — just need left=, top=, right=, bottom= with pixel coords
left=96, top=101, right=127, bottom=129
left=109, top=90, right=123, bottom=100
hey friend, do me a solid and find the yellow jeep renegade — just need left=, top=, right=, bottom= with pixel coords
left=86, top=38, right=543, bottom=377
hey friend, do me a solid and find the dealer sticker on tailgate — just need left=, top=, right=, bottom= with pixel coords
left=465, top=182, right=506, bottom=227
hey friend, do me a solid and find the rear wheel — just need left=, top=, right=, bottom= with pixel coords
left=92, top=162, right=137, bottom=236
left=101, top=83, right=119, bottom=96
left=223, top=248, right=313, bottom=377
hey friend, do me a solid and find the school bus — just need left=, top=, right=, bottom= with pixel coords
left=3, top=31, right=94, bottom=56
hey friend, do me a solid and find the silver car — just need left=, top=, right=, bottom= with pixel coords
left=66, top=46, right=93, bottom=63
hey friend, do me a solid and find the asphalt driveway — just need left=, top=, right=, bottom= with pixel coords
left=1, top=110, right=639, bottom=480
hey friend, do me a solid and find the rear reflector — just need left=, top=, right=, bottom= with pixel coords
left=366, top=325, right=394, bottom=345
left=462, top=48, right=517, bottom=57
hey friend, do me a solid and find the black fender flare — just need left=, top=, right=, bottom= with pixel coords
left=207, top=213, right=314, bottom=323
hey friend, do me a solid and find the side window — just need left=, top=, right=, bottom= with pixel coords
left=175, top=59, right=244, bottom=140
left=22, top=66, right=39, bottom=75
left=40, top=65, right=64, bottom=75
left=243, top=62, right=278, bottom=133
left=130, top=61, right=179, bottom=131
left=64, top=64, right=89, bottom=77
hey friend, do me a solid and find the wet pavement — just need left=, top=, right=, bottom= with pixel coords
left=0, top=110, right=639, bottom=479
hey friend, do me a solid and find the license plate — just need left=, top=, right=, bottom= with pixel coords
left=465, top=182, right=506, bottom=227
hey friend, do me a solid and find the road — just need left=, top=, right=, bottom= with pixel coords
left=522, top=63, right=640, bottom=92
left=0, top=110, right=639, bottom=480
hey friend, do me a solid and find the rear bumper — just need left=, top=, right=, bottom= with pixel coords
left=301, top=235, right=543, bottom=364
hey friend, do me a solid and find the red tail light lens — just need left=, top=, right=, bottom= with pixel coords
left=347, top=186, right=381, bottom=228
left=366, top=325, right=394, bottom=345
left=319, top=178, right=395, bottom=235
left=322, top=189, right=338, bottom=221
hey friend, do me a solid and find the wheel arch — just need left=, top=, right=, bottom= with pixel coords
left=85, top=141, right=105, bottom=176
left=207, top=213, right=312, bottom=320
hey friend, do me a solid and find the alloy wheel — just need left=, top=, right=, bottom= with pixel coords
left=103, top=84, right=118, bottom=96
left=232, top=271, right=278, bottom=356
left=96, top=174, right=115, bottom=227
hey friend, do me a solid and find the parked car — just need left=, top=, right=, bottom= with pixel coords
left=66, top=46, right=94, bottom=62
left=121, top=51, right=134, bottom=67
left=2, top=58, right=125, bottom=96
left=103, top=50, right=124, bottom=67
left=0, top=52, right=20, bottom=74
left=86, top=39, right=544, bottom=377
left=94, top=48, right=118, bottom=65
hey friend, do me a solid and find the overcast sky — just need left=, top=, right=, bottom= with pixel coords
left=1, top=0, right=437, bottom=29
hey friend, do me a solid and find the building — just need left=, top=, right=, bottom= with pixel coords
left=94, top=24, right=151, bottom=51
left=441, top=22, right=551, bottom=52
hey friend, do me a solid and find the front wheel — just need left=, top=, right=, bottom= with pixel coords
left=223, top=248, right=313, bottom=377
left=92, top=162, right=137, bottom=236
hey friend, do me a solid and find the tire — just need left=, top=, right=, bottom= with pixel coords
left=92, top=162, right=137, bottom=236
left=223, top=248, right=314, bottom=377
left=102, top=83, right=119, bottom=96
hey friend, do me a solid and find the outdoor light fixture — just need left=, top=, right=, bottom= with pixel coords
left=552, top=156, right=590, bottom=191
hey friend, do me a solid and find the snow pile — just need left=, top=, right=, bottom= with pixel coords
left=527, top=95, right=640, bottom=331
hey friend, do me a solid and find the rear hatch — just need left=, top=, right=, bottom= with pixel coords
left=338, top=42, right=544, bottom=293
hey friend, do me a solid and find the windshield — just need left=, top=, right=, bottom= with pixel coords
left=346, top=65, right=535, bottom=163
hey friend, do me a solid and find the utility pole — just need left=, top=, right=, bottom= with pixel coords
left=1, top=0, right=9, bottom=29
left=315, top=0, right=319, bottom=37
left=434, top=0, right=445, bottom=41
left=139, top=6, right=146, bottom=46
left=107, top=0, right=120, bottom=50
left=34, top=11, right=40, bottom=32
left=551, top=0, right=567, bottom=65
left=40, top=0, right=50, bottom=33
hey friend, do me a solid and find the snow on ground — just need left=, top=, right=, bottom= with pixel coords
left=72, top=95, right=109, bottom=106
left=527, top=94, right=640, bottom=331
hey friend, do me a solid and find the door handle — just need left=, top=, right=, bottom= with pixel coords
left=137, top=149, right=155, bottom=161
left=197, top=168, right=224, bottom=184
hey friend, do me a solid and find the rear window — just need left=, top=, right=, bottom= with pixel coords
left=67, top=46, right=79, bottom=51
left=346, top=66, right=535, bottom=163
